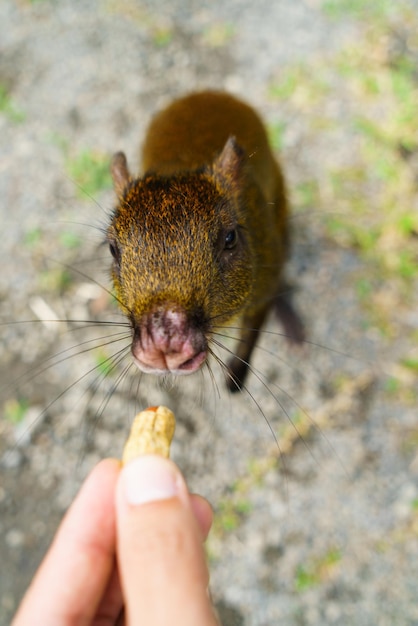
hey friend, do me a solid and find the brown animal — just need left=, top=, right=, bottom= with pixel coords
left=108, top=91, right=304, bottom=391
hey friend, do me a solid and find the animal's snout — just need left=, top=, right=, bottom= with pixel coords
left=131, top=305, right=208, bottom=375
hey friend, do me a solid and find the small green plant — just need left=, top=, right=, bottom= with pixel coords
left=293, top=179, right=320, bottom=210
left=59, top=230, right=82, bottom=250
left=3, top=398, right=29, bottom=424
left=203, top=22, right=235, bottom=47
left=269, top=67, right=301, bottom=100
left=295, top=548, right=342, bottom=592
left=23, top=227, right=43, bottom=249
left=268, top=63, right=332, bottom=105
left=383, top=376, right=401, bottom=395
left=355, top=278, right=373, bottom=300
left=94, top=348, right=116, bottom=378
left=400, top=357, right=418, bottom=373
left=322, top=0, right=393, bottom=21
left=66, top=149, right=112, bottom=198
left=152, top=26, right=173, bottom=47
left=0, top=83, right=25, bottom=123
left=39, top=267, right=73, bottom=292
left=392, top=350, right=418, bottom=403
left=213, top=497, right=252, bottom=534
left=268, top=121, right=287, bottom=152
left=295, top=564, right=318, bottom=591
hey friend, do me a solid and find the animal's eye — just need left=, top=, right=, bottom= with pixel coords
left=224, top=229, right=238, bottom=250
left=109, top=240, right=120, bottom=263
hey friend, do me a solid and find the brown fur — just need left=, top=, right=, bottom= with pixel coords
left=108, top=91, right=303, bottom=390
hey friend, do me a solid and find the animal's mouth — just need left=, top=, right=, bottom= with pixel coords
left=131, top=304, right=209, bottom=375
left=176, top=349, right=207, bottom=372
left=132, top=348, right=207, bottom=376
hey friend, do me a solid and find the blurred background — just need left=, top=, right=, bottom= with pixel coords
left=0, top=1, right=417, bottom=624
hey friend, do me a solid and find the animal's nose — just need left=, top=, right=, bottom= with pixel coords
left=131, top=305, right=207, bottom=375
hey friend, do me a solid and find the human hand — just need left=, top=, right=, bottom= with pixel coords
left=12, top=455, right=218, bottom=625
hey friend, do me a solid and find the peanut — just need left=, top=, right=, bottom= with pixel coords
left=122, top=406, right=176, bottom=464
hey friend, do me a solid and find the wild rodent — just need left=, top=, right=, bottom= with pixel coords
left=108, top=90, right=304, bottom=391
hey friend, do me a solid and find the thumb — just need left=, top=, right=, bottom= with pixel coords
left=115, top=455, right=219, bottom=626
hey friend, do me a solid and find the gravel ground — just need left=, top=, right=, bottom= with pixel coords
left=1, top=1, right=418, bottom=625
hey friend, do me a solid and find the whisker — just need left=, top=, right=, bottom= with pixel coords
left=109, top=361, right=145, bottom=423
left=1, top=330, right=132, bottom=397
left=32, top=256, right=131, bottom=315
left=132, top=368, right=144, bottom=413
left=83, top=356, right=135, bottom=446
left=71, top=343, right=133, bottom=437
left=205, top=357, right=221, bottom=402
left=211, top=337, right=323, bottom=468
left=208, top=344, right=285, bottom=457
left=51, top=218, right=109, bottom=237
left=212, top=329, right=312, bottom=394
left=63, top=175, right=111, bottom=219
left=0, top=319, right=131, bottom=328
left=208, top=346, right=290, bottom=501
left=212, top=342, right=348, bottom=475
left=9, top=343, right=131, bottom=450
left=213, top=324, right=366, bottom=364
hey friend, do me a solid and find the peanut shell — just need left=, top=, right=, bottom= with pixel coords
left=122, top=405, right=176, bottom=464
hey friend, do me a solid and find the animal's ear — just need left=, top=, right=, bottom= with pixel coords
left=212, top=136, right=245, bottom=189
left=111, top=151, right=132, bottom=197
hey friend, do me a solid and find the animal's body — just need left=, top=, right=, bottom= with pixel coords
left=108, top=91, right=304, bottom=390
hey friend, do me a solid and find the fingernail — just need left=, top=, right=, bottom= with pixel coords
left=122, top=455, right=179, bottom=505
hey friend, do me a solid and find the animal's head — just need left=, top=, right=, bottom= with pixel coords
left=108, top=138, right=255, bottom=375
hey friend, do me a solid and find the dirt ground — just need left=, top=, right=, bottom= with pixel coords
left=1, top=1, right=417, bottom=625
